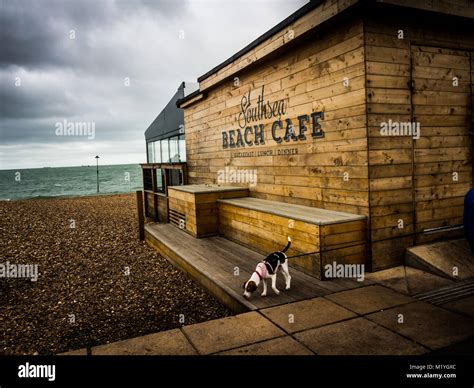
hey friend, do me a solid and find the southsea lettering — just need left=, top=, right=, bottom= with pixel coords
left=222, top=86, right=325, bottom=149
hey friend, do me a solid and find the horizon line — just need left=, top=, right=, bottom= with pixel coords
left=0, top=162, right=144, bottom=172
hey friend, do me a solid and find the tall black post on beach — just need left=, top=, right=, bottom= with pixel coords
left=95, top=155, right=100, bottom=193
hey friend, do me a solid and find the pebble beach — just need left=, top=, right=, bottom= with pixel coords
left=0, top=193, right=232, bottom=355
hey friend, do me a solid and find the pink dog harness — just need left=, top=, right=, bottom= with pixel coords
left=255, top=262, right=268, bottom=280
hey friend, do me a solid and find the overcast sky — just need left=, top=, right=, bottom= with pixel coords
left=0, top=0, right=307, bottom=169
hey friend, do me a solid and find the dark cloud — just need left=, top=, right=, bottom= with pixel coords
left=1, top=0, right=110, bottom=69
left=0, top=0, right=187, bottom=69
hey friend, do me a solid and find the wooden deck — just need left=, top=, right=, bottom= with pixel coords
left=145, top=223, right=372, bottom=312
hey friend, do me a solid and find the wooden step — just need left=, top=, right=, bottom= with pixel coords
left=406, top=239, right=474, bottom=280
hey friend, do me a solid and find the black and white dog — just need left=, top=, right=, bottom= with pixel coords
left=243, top=237, right=292, bottom=299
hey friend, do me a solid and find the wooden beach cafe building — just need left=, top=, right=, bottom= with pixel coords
left=141, top=0, right=473, bottom=311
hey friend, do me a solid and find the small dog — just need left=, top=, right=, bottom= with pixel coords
left=243, top=236, right=292, bottom=299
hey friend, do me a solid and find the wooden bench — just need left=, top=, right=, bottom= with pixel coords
left=217, top=197, right=368, bottom=279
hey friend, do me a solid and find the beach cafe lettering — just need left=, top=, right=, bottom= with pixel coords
left=222, top=86, right=324, bottom=149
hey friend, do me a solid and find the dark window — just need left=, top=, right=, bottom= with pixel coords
left=169, top=169, right=183, bottom=186
left=156, top=169, right=165, bottom=193
left=143, top=169, right=153, bottom=190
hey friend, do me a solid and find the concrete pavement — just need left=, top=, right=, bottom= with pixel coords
left=61, top=271, right=474, bottom=355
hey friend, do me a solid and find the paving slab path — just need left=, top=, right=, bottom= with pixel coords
left=61, top=278, right=474, bottom=355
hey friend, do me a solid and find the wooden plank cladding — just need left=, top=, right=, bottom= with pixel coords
left=168, top=185, right=248, bottom=238
left=364, top=6, right=474, bottom=269
left=218, top=197, right=367, bottom=279
left=183, top=18, right=369, bottom=216
left=171, top=0, right=474, bottom=276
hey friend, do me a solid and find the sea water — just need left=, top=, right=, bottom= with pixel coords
left=0, top=164, right=142, bottom=201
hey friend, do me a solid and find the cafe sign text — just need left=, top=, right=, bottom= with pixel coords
left=222, top=86, right=324, bottom=149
